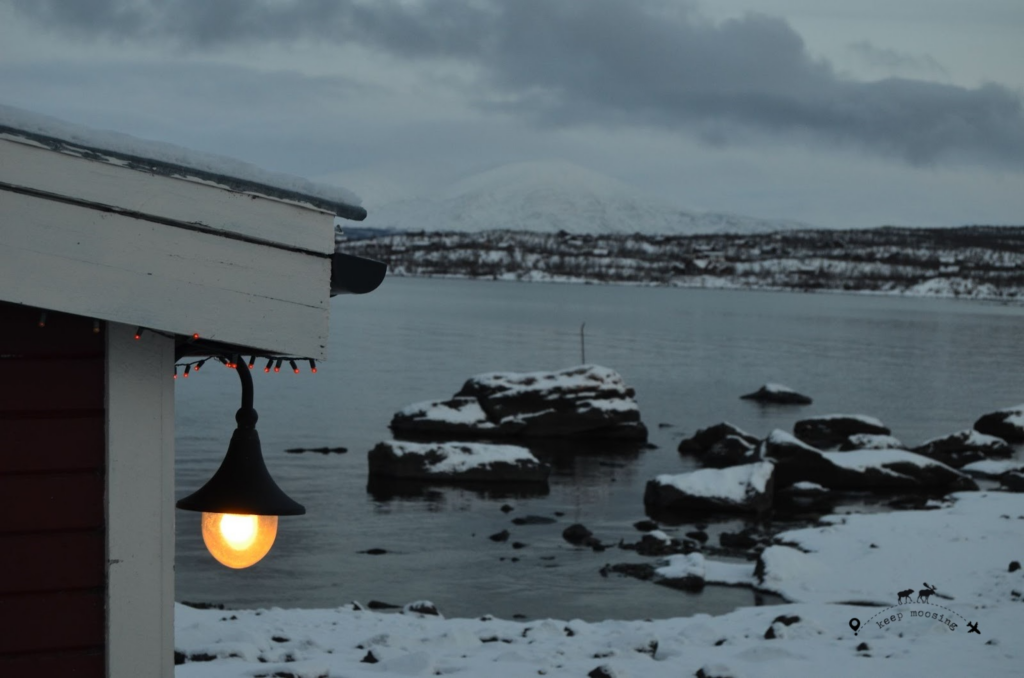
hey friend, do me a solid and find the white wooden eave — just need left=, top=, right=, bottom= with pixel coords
left=0, top=134, right=346, bottom=360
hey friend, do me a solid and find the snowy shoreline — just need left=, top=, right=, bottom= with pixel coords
left=375, top=269, right=1024, bottom=306
left=175, top=491, right=1024, bottom=677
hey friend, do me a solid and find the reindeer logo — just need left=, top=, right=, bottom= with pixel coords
left=897, top=588, right=915, bottom=604
left=917, top=582, right=937, bottom=603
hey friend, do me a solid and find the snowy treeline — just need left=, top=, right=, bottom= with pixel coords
left=341, top=226, right=1024, bottom=301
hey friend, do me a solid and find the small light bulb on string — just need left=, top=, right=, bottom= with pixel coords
left=289, top=360, right=300, bottom=374
left=195, top=360, right=206, bottom=373
left=264, top=359, right=273, bottom=373
left=38, top=312, right=47, bottom=328
left=184, top=364, right=191, bottom=378
left=274, top=359, right=282, bottom=373
left=309, top=360, right=317, bottom=374
left=248, top=356, right=256, bottom=370
left=93, top=320, right=101, bottom=334
left=134, top=327, right=144, bottom=340
left=192, top=333, right=200, bottom=340
left=173, top=366, right=178, bottom=380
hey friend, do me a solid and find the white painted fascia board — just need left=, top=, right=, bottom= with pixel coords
left=0, top=137, right=336, bottom=255
left=0, top=189, right=331, bottom=359
left=106, top=324, right=175, bottom=678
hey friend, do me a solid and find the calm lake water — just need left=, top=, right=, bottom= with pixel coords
left=175, top=277, right=1024, bottom=621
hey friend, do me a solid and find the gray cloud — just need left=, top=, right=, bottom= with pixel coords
left=849, top=41, right=949, bottom=79
left=9, top=0, right=1024, bottom=167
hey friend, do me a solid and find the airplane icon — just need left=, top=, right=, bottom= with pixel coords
left=967, top=621, right=980, bottom=634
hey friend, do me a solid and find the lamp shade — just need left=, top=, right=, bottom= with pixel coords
left=176, top=426, right=305, bottom=516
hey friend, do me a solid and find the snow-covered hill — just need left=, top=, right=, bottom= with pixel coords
left=362, top=160, right=812, bottom=235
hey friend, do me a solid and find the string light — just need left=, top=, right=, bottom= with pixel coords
left=134, top=327, right=144, bottom=340
left=93, top=320, right=101, bottom=334
left=38, top=312, right=47, bottom=328
left=174, top=353, right=318, bottom=380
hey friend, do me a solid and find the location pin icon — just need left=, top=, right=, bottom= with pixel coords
left=849, top=618, right=861, bottom=635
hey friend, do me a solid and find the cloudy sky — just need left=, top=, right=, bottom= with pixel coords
left=1, top=0, right=1022, bottom=228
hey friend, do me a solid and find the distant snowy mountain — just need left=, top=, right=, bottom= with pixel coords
left=362, top=160, right=812, bottom=235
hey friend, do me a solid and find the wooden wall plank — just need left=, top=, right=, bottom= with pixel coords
left=0, top=190, right=331, bottom=359
left=0, top=532, right=104, bottom=594
left=0, top=650, right=104, bottom=677
left=0, top=359, right=105, bottom=412
left=0, top=137, right=335, bottom=254
left=0, top=474, right=104, bottom=533
left=0, top=302, right=104, bottom=356
left=0, top=591, right=104, bottom=654
left=0, top=418, right=104, bottom=473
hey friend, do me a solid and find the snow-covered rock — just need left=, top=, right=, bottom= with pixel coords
left=739, top=383, right=812, bottom=405
left=792, top=414, right=890, bottom=449
left=390, top=397, right=524, bottom=437
left=677, top=422, right=759, bottom=456
left=701, top=435, right=761, bottom=469
left=367, top=441, right=549, bottom=483
left=644, top=462, right=775, bottom=514
left=911, top=429, right=1014, bottom=468
left=838, top=433, right=906, bottom=451
left=974, top=404, right=1024, bottom=442
left=960, top=459, right=1024, bottom=479
left=761, top=430, right=977, bottom=492
left=392, top=365, right=647, bottom=441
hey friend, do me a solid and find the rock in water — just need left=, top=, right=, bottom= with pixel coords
left=677, top=422, right=759, bottom=455
left=974, top=404, right=1024, bottom=443
left=912, top=429, right=1013, bottom=468
left=391, top=365, right=647, bottom=441
left=644, top=461, right=775, bottom=514
left=761, top=430, right=977, bottom=492
left=793, top=414, right=890, bottom=449
left=701, top=435, right=761, bottom=469
left=740, top=383, right=812, bottom=405
left=562, top=523, right=596, bottom=546
left=367, top=441, right=549, bottom=483
left=839, top=433, right=906, bottom=451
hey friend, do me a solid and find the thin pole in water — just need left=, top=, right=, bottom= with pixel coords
left=580, top=322, right=586, bottom=364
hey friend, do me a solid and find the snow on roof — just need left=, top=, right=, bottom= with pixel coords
left=653, top=461, right=774, bottom=502
left=0, top=102, right=365, bottom=220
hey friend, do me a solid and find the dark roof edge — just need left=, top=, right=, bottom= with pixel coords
left=0, top=124, right=367, bottom=222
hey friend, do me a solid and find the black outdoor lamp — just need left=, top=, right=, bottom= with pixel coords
left=177, top=360, right=305, bottom=569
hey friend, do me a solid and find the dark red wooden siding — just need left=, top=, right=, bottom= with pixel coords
left=0, top=302, right=105, bottom=677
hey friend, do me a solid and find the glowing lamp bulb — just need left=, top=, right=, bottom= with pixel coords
left=200, top=512, right=278, bottom=569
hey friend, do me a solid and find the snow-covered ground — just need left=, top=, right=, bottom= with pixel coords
left=363, top=160, right=810, bottom=236
left=175, top=491, right=1024, bottom=677
left=344, top=226, right=1024, bottom=302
